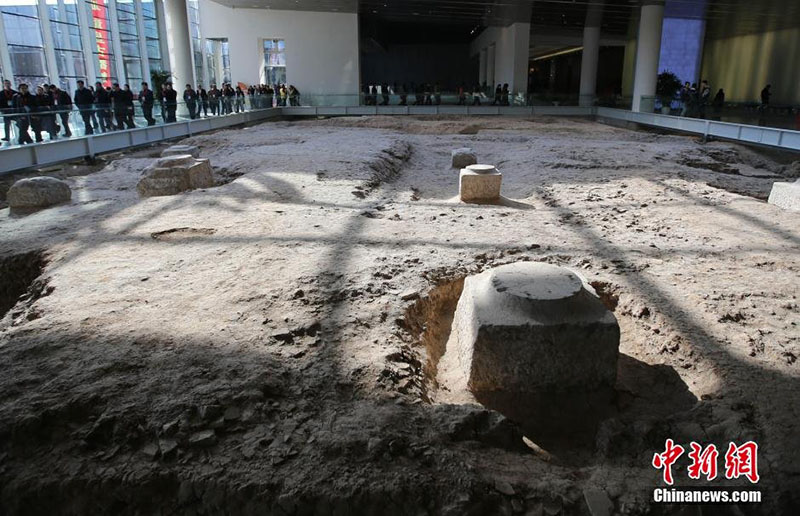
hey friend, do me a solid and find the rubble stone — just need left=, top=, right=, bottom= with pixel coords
left=451, top=148, right=477, bottom=168
left=137, top=155, right=215, bottom=197
left=7, top=176, right=71, bottom=210
left=768, top=179, right=800, bottom=212
left=162, top=144, right=200, bottom=158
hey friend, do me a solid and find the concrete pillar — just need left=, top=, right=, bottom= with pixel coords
left=486, top=43, right=496, bottom=90
left=134, top=0, right=152, bottom=87
left=631, top=1, right=665, bottom=112
left=506, top=22, right=530, bottom=96
left=579, top=1, right=604, bottom=107
left=74, top=0, right=98, bottom=84
left=163, top=0, right=194, bottom=86
left=479, top=48, right=487, bottom=87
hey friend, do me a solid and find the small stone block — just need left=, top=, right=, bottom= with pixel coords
left=162, top=145, right=200, bottom=158
left=451, top=148, right=477, bottom=168
left=768, top=179, right=800, bottom=212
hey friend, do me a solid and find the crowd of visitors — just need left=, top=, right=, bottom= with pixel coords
left=361, top=82, right=514, bottom=107
left=1, top=79, right=297, bottom=146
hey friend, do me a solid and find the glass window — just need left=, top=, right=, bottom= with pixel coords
left=2, top=2, right=51, bottom=86
left=205, top=38, right=229, bottom=86
left=263, top=39, right=286, bottom=85
left=141, top=0, right=162, bottom=72
left=187, top=0, right=202, bottom=84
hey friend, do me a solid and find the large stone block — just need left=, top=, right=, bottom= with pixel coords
left=137, top=155, right=215, bottom=197
left=768, top=179, right=800, bottom=212
left=459, top=164, right=502, bottom=202
left=162, top=144, right=200, bottom=158
left=451, top=148, right=477, bottom=168
left=7, top=176, right=71, bottom=210
left=450, top=262, right=619, bottom=395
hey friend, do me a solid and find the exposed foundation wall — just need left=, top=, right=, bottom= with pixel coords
left=198, top=0, right=360, bottom=95
left=700, top=26, right=800, bottom=105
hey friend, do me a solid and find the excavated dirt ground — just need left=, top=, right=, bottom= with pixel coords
left=1, top=116, right=799, bottom=515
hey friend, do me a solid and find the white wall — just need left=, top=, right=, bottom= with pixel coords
left=470, top=23, right=531, bottom=93
left=198, top=1, right=360, bottom=95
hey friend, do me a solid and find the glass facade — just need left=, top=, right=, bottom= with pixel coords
left=0, top=0, right=168, bottom=89
left=263, top=39, right=286, bottom=86
left=2, top=0, right=50, bottom=86
left=140, top=0, right=161, bottom=73
left=205, top=37, right=229, bottom=86
left=187, top=0, right=202, bottom=86
left=47, top=0, right=86, bottom=91
left=115, top=0, right=141, bottom=85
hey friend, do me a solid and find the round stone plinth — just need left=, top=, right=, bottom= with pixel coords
left=466, top=164, right=497, bottom=175
left=448, top=262, right=619, bottom=394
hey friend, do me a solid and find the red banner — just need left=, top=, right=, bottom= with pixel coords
left=91, top=1, right=112, bottom=86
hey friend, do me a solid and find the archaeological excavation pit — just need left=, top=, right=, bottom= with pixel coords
left=1, top=115, right=798, bottom=515
left=403, top=260, right=699, bottom=461
left=0, top=250, right=49, bottom=320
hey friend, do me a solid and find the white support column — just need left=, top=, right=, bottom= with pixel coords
left=75, top=0, right=98, bottom=85
left=134, top=0, right=151, bottom=87
left=579, top=1, right=604, bottom=107
left=37, top=0, right=60, bottom=85
left=107, top=0, right=127, bottom=83
left=0, top=10, right=14, bottom=83
left=507, top=22, right=530, bottom=95
left=479, top=48, right=487, bottom=87
left=155, top=0, right=170, bottom=73
left=631, top=0, right=664, bottom=112
left=486, top=43, right=496, bottom=89
left=163, top=0, right=193, bottom=85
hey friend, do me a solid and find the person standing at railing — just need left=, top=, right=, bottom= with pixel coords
left=32, top=85, right=56, bottom=142
left=759, top=84, right=771, bottom=113
left=11, top=83, right=34, bottom=145
left=493, top=84, right=502, bottom=105
left=94, top=82, right=113, bottom=132
left=184, top=84, right=198, bottom=120
left=712, top=88, right=725, bottom=118
left=434, top=83, right=442, bottom=106
left=139, top=82, right=155, bottom=126
left=222, top=84, right=234, bottom=113
left=198, top=85, right=208, bottom=117
left=164, top=82, right=178, bottom=123
left=501, top=84, right=510, bottom=106
left=265, top=84, right=274, bottom=108
left=698, top=80, right=710, bottom=119
left=74, top=80, right=94, bottom=135
left=235, top=86, right=245, bottom=112
left=109, top=84, right=126, bottom=130
left=1, top=79, right=17, bottom=143
left=289, top=85, right=300, bottom=107
left=399, top=84, right=408, bottom=106
left=278, top=84, right=287, bottom=107
left=472, top=84, right=482, bottom=106
left=208, top=84, right=219, bottom=115
left=121, top=84, right=136, bottom=128
left=52, top=85, right=73, bottom=137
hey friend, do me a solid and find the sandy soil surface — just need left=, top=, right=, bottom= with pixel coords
left=1, top=116, right=798, bottom=515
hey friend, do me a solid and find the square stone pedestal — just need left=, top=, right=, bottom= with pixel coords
left=459, top=165, right=502, bottom=202
left=768, top=179, right=800, bottom=212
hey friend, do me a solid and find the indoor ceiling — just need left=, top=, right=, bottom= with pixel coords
left=210, top=0, right=800, bottom=38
